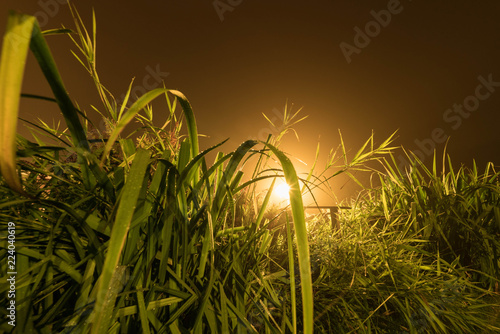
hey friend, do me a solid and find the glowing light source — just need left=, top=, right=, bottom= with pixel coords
left=274, top=182, right=290, bottom=201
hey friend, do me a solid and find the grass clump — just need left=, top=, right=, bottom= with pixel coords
left=302, top=152, right=500, bottom=333
left=0, top=8, right=320, bottom=333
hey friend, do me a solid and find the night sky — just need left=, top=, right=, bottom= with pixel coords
left=1, top=1, right=500, bottom=202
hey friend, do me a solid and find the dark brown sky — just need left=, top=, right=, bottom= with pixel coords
left=2, top=1, right=500, bottom=202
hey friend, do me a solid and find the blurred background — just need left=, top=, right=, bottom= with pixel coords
left=1, top=1, right=499, bottom=203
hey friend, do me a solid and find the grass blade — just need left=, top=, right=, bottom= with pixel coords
left=30, top=19, right=90, bottom=150
left=169, top=90, right=199, bottom=161
left=265, top=143, right=313, bottom=334
left=0, top=12, right=35, bottom=196
left=91, top=149, right=151, bottom=333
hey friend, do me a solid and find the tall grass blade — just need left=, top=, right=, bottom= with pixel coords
left=169, top=89, right=200, bottom=184
left=91, top=149, right=151, bottom=333
left=0, top=12, right=35, bottom=196
left=169, top=90, right=199, bottom=160
left=29, top=19, right=90, bottom=150
left=286, top=212, right=297, bottom=334
left=265, top=143, right=313, bottom=334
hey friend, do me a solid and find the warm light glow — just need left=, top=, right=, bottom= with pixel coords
left=274, top=182, right=290, bottom=201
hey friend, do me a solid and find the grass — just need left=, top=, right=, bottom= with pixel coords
left=0, top=7, right=499, bottom=333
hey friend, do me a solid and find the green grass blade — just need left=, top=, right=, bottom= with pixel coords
left=16, top=254, right=34, bottom=332
left=136, top=278, right=152, bottom=334
left=219, top=283, right=230, bottom=333
left=169, top=90, right=199, bottom=162
left=254, top=177, right=276, bottom=229
left=75, top=260, right=96, bottom=311
left=29, top=19, right=89, bottom=150
left=286, top=212, right=297, bottom=333
left=213, top=140, right=257, bottom=215
left=91, top=149, right=151, bottom=333
left=264, top=143, right=313, bottom=334
left=0, top=12, right=36, bottom=196
left=30, top=16, right=117, bottom=193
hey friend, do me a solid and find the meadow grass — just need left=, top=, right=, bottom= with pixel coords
left=0, top=8, right=499, bottom=333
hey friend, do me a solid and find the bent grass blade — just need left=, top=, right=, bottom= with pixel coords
left=0, top=12, right=36, bottom=196
left=265, top=143, right=313, bottom=334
